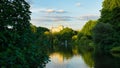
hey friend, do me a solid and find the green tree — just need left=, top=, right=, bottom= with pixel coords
left=0, top=0, right=31, bottom=67
left=102, top=0, right=120, bottom=10
left=0, top=0, right=49, bottom=68
left=92, top=23, right=114, bottom=44
left=77, top=20, right=97, bottom=50
left=59, top=27, right=76, bottom=42
left=92, top=0, right=120, bottom=53
left=92, top=23, right=114, bottom=53
left=80, top=20, right=97, bottom=39
left=0, top=0, right=31, bottom=49
left=99, top=0, right=120, bottom=30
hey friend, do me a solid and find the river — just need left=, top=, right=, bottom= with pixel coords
left=45, top=44, right=94, bottom=68
left=44, top=44, right=120, bottom=68
left=46, top=53, right=89, bottom=68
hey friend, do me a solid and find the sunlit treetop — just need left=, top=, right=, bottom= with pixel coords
left=103, top=0, right=120, bottom=10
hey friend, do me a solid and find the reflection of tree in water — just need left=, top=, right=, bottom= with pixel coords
left=81, top=51, right=94, bottom=68
left=48, top=43, right=120, bottom=68
left=94, top=53, right=120, bottom=68
left=78, top=46, right=120, bottom=68
left=50, top=52, right=65, bottom=63
left=49, top=44, right=76, bottom=60
left=48, top=43, right=95, bottom=67
left=78, top=47, right=94, bottom=68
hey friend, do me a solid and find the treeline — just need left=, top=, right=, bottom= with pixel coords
left=76, top=0, right=120, bottom=55
left=51, top=27, right=77, bottom=46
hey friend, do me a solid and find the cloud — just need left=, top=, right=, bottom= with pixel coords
left=30, top=7, right=70, bottom=23
left=77, top=15, right=100, bottom=21
left=30, top=8, right=67, bottom=14
left=76, top=2, right=81, bottom=7
left=41, top=9, right=67, bottom=13
left=31, top=15, right=72, bottom=22
left=43, top=15, right=72, bottom=19
left=56, top=10, right=67, bottom=13
left=46, top=9, right=55, bottom=13
left=31, top=15, right=99, bottom=23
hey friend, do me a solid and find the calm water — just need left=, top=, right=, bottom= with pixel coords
left=45, top=45, right=120, bottom=68
left=46, top=53, right=89, bottom=68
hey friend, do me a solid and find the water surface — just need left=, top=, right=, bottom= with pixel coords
left=45, top=45, right=120, bottom=68
left=46, top=52, right=89, bottom=68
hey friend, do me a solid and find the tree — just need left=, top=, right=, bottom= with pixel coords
left=99, top=0, right=120, bottom=30
left=99, top=0, right=120, bottom=44
left=0, top=0, right=31, bottom=67
left=59, top=27, right=75, bottom=42
left=80, top=20, right=97, bottom=38
left=0, top=0, right=49, bottom=67
left=92, top=23, right=114, bottom=44
left=77, top=20, right=97, bottom=50
left=0, top=0, right=31, bottom=49
left=92, top=0, right=120, bottom=53
left=102, top=0, right=120, bottom=10
left=92, top=23, right=115, bottom=53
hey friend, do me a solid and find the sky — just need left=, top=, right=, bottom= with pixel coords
left=30, top=0, right=103, bottom=30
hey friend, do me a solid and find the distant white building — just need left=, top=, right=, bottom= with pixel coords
left=50, top=25, right=64, bottom=33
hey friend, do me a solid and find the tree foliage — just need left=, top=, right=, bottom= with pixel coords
left=59, top=27, right=76, bottom=41
left=100, top=0, right=120, bottom=30
left=0, top=0, right=49, bottom=68
left=102, top=0, right=120, bottom=10
left=92, top=23, right=114, bottom=44
left=92, top=0, right=120, bottom=53
left=80, top=20, right=97, bottom=37
left=77, top=20, right=97, bottom=50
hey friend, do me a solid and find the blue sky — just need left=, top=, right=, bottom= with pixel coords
left=30, top=0, right=103, bottom=30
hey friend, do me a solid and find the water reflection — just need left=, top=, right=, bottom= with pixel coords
left=46, top=45, right=92, bottom=68
left=45, top=44, right=120, bottom=68
left=94, top=53, right=120, bottom=68
left=81, top=51, right=94, bottom=68
left=46, top=52, right=89, bottom=68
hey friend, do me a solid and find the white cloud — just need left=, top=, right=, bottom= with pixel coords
left=30, top=7, right=70, bottom=23
left=31, top=15, right=72, bottom=23
left=76, top=2, right=81, bottom=7
left=42, top=9, right=67, bottom=13
left=30, top=7, right=67, bottom=14
left=77, top=14, right=100, bottom=21
left=56, top=10, right=66, bottom=13
left=46, top=9, right=55, bottom=13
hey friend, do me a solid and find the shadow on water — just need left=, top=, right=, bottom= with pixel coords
left=45, top=44, right=120, bottom=68
left=94, top=53, right=120, bottom=68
